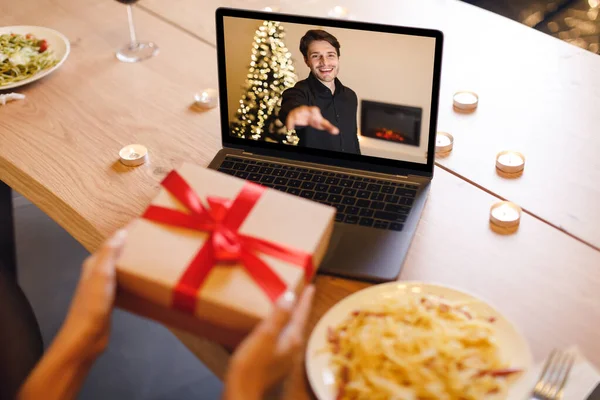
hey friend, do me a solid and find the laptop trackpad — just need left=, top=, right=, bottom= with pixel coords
left=318, top=224, right=410, bottom=282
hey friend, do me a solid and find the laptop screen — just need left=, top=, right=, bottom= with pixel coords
left=217, top=9, right=443, bottom=173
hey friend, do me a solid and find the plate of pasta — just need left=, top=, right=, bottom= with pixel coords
left=0, top=26, right=70, bottom=90
left=306, top=282, right=533, bottom=400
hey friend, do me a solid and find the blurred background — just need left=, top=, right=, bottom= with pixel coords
left=464, top=0, right=600, bottom=54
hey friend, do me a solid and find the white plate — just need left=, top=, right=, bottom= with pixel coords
left=306, top=282, right=533, bottom=400
left=0, top=26, right=70, bottom=90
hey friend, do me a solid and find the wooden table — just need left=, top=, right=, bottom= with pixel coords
left=2, top=0, right=600, bottom=397
left=0, top=0, right=231, bottom=375
left=142, top=0, right=600, bottom=252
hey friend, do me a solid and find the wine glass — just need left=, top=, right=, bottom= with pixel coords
left=115, top=0, right=159, bottom=63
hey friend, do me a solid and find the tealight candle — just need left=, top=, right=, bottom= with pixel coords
left=328, top=5, right=349, bottom=19
left=119, top=144, right=148, bottom=167
left=194, top=89, right=219, bottom=109
left=435, top=132, right=454, bottom=153
left=453, top=91, right=479, bottom=111
left=490, top=201, right=522, bottom=228
left=496, top=151, right=525, bottom=173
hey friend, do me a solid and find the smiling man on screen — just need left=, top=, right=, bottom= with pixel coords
left=279, top=29, right=360, bottom=154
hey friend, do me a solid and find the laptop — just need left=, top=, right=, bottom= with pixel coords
left=209, top=7, right=443, bottom=282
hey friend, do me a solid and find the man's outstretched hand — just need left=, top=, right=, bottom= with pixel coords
left=285, top=106, right=339, bottom=135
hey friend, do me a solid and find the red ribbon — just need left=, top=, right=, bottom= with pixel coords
left=142, top=171, right=314, bottom=314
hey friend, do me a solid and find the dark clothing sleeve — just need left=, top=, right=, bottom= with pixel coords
left=279, top=86, right=308, bottom=125
left=349, top=90, right=361, bottom=155
left=0, top=265, right=44, bottom=399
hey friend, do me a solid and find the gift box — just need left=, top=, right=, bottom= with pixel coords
left=116, top=163, right=335, bottom=348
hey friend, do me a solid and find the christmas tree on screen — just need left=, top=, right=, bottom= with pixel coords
left=230, top=20, right=299, bottom=144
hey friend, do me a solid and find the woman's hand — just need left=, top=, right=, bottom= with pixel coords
left=56, top=228, right=126, bottom=361
left=18, top=229, right=126, bottom=400
left=223, top=285, right=316, bottom=400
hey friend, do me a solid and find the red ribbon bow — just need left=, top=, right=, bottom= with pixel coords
left=142, top=171, right=314, bottom=314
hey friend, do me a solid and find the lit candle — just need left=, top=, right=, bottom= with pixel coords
left=496, top=151, right=525, bottom=173
left=453, top=91, right=479, bottom=111
left=328, top=5, right=349, bottom=19
left=194, top=88, right=219, bottom=109
left=490, top=201, right=522, bottom=228
left=119, top=144, right=148, bottom=167
left=435, top=132, right=454, bottom=153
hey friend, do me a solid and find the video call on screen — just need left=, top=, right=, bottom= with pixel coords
left=223, top=16, right=437, bottom=165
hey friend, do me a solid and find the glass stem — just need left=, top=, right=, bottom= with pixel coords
left=126, top=5, right=138, bottom=48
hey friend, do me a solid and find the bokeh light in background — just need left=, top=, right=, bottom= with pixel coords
left=465, top=0, right=600, bottom=54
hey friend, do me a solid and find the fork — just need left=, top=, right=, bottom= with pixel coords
left=530, top=349, right=576, bottom=400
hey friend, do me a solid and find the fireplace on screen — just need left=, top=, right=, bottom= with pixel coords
left=360, top=100, right=422, bottom=147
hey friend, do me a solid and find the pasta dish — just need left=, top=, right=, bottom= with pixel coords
left=327, top=295, right=521, bottom=399
left=0, top=33, right=58, bottom=86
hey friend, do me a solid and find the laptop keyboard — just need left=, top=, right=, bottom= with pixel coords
left=217, top=156, right=418, bottom=231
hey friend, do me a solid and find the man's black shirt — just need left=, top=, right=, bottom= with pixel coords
left=279, top=73, right=360, bottom=154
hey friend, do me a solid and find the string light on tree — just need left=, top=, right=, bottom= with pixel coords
left=230, top=20, right=298, bottom=143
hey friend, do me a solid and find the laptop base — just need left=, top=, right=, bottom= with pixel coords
left=208, top=148, right=429, bottom=282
